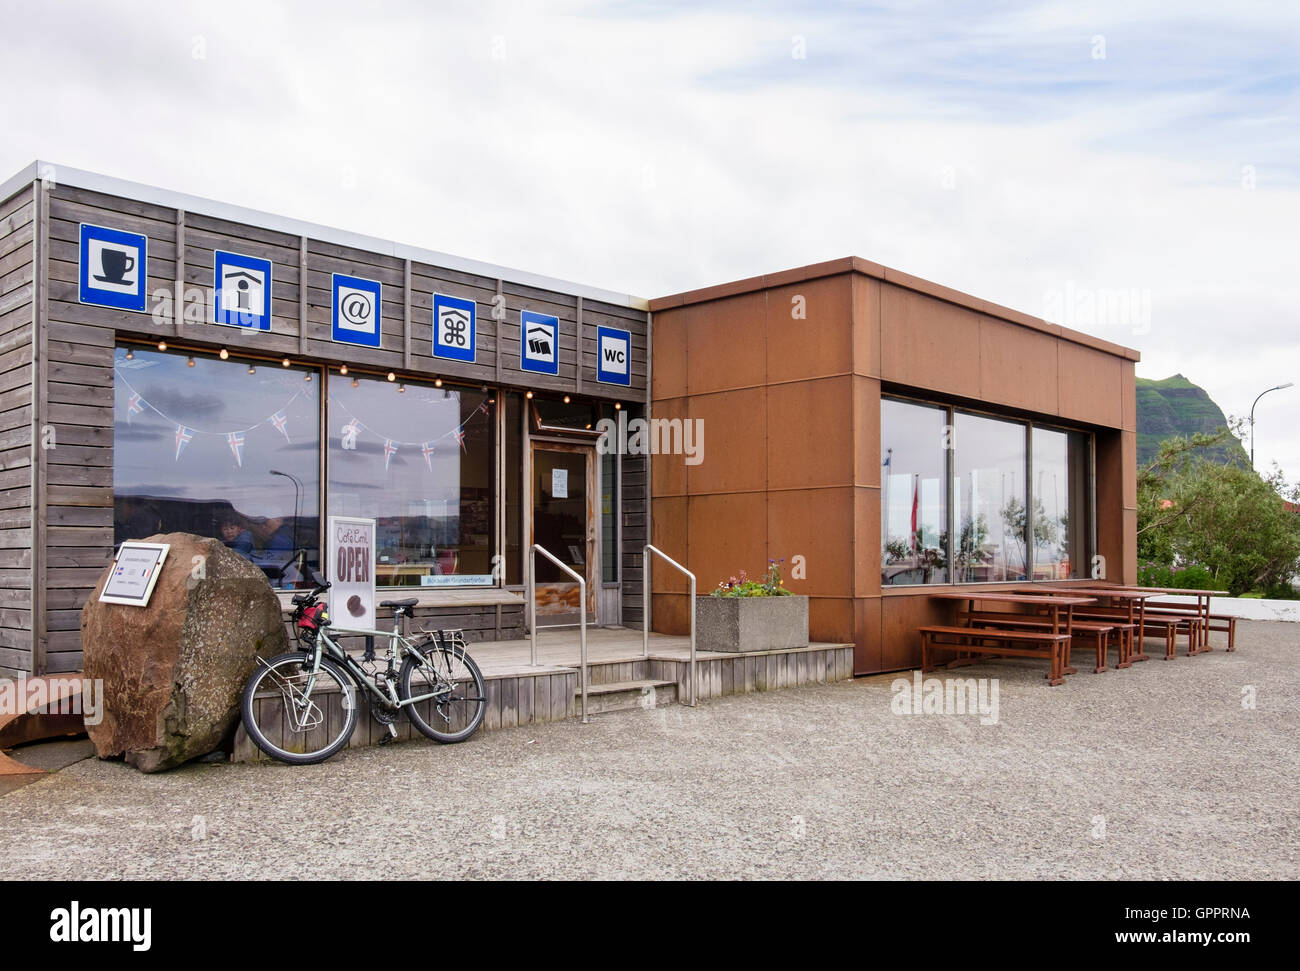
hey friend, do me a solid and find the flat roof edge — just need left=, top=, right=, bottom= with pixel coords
left=650, top=257, right=1142, bottom=362
left=3, top=160, right=649, bottom=312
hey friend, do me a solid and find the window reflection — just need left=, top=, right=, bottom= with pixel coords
left=112, top=346, right=321, bottom=589
left=327, top=373, right=495, bottom=588
left=954, top=412, right=1027, bottom=583
left=1032, top=427, right=1091, bottom=579
left=881, top=399, right=949, bottom=585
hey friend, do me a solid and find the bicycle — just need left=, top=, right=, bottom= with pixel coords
left=240, top=574, right=487, bottom=764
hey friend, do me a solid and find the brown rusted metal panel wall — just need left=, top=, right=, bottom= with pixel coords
left=650, top=260, right=1139, bottom=676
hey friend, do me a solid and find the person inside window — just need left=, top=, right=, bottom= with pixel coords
left=218, top=515, right=255, bottom=559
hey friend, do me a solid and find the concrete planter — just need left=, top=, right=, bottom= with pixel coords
left=696, top=595, right=809, bottom=653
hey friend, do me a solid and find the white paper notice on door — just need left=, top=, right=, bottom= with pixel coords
left=551, top=467, right=569, bottom=498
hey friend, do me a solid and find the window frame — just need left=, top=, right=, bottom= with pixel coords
left=881, top=392, right=1097, bottom=587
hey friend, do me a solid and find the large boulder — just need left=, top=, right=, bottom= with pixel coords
left=81, top=532, right=289, bottom=772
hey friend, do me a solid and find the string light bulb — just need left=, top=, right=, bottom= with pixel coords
left=386, top=372, right=396, bottom=382
left=351, top=377, right=359, bottom=388
left=398, top=383, right=406, bottom=393
left=282, top=357, right=291, bottom=368
left=525, top=390, right=534, bottom=399
left=124, top=349, right=134, bottom=361
left=339, top=364, right=348, bottom=375
left=614, top=401, right=622, bottom=410
left=186, top=356, right=195, bottom=367
left=218, top=348, right=229, bottom=360
left=304, top=372, right=312, bottom=382
left=157, top=341, right=167, bottom=351
left=248, top=365, right=256, bottom=375
left=563, top=395, right=570, bottom=404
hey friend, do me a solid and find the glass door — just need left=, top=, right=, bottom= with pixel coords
left=530, top=442, right=597, bottom=625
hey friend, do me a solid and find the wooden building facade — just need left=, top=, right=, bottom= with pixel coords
left=0, top=162, right=650, bottom=677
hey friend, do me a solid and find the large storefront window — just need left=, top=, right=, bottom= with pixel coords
left=954, top=412, right=1027, bottom=583
left=1031, top=426, right=1092, bottom=579
left=113, top=346, right=321, bottom=589
left=881, top=398, right=949, bottom=585
left=327, top=373, right=495, bottom=588
left=880, top=395, right=1094, bottom=586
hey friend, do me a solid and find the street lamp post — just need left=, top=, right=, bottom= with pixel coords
left=1249, top=382, right=1295, bottom=469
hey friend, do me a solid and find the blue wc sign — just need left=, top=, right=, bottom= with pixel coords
left=596, top=325, right=631, bottom=385
left=79, top=223, right=148, bottom=313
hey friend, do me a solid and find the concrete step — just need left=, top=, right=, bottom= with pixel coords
left=577, top=679, right=678, bottom=714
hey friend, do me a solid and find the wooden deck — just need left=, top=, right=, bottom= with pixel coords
left=232, top=627, right=855, bottom=762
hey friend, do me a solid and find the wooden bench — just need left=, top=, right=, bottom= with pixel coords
left=965, top=612, right=1108, bottom=673
left=967, top=613, right=1125, bottom=673
left=919, top=626, right=1073, bottom=686
left=1208, top=614, right=1237, bottom=651
left=1141, top=605, right=1221, bottom=655
left=1074, top=608, right=1196, bottom=661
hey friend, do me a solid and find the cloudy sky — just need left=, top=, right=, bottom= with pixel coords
left=2, top=0, right=1297, bottom=479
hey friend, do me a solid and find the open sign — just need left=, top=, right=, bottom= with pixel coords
left=327, top=516, right=376, bottom=628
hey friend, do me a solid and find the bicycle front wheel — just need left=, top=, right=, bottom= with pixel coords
left=399, top=637, right=487, bottom=743
left=241, top=652, right=358, bottom=764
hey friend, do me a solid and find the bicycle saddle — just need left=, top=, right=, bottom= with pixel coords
left=380, top=598, right=419, bottom=610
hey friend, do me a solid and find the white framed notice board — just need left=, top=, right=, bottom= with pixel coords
left=100, top=542, right=170, bottom=607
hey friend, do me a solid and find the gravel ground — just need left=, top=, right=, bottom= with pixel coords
left=2, top=620, right=1296, bottom=880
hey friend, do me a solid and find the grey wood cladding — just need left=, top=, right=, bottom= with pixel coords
left=0, top=183, right=34, bottom=677
left=2, top=178, right=650, bottom=675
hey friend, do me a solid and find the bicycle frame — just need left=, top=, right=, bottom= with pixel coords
left=296, top=614, right=465, bottom=711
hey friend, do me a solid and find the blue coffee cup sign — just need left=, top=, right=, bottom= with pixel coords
left=79, top=223, right=148, bottom=313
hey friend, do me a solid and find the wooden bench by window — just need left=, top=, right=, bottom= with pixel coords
left=919, top=626, right=1073, bottom=687
left=966, top=612, right=1120, bottom=673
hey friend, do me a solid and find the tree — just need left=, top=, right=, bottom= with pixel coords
left=1137, top=430, right=1300, bottom=596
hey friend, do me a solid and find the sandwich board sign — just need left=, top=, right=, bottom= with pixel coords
left=79, top=223, right=148, bottom=313
left=99, top=542, right=169, bottom=607
left=214, top=250, right=273, bottom=330
left=596, top=325, right=631, bottom=386
left=327, top=516, right=377, bottom=631
left=520, top=310, right=559, bottom=375
left=332, top=274, right=382, bottom=348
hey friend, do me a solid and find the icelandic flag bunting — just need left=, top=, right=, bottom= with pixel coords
left=174, top=425, right=193, bottom=462
left=271, top=410, right=291, bottom=443
left=384, top=439, right=398, bottom=471
left=422, top=441, right=435, bottom=472
left=227, top=431, right=245, bottom=467
left=127, top=393, right=143, bottom=424
left=454, top=429, right=467, bottom=453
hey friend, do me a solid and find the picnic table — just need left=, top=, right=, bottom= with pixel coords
left=923, top=591, right=1097, bottom=685
left=1109, top=586, right=1227, bottom=653
left=1014, top=586, right=1156, bottom=666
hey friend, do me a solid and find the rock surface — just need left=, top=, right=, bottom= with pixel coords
left=81, top=532, right=288, bottom=772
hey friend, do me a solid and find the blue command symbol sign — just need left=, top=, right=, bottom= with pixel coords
left=596, top=325, right=631, bottom=385
left=520, top=310, right=559, bottom=375
left=433, top=293, right=476, bottom=363
left=214, top=250, right=273, bottom=330
left=79, top=223, right=148, bottom=313
left=332, top=273, right=382, bottom=348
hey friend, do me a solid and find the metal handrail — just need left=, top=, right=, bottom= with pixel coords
left=643, top=545, right=697, bottom=707
left=528, top=544, right=589, bottom=724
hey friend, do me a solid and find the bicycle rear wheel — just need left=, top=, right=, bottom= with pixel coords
left=399, top=636, right=487, bottom=743
left=241, top=652, right=357, bottom=764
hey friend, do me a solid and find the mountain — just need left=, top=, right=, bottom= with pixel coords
left=1136, top=374, right=1249, bottom=468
